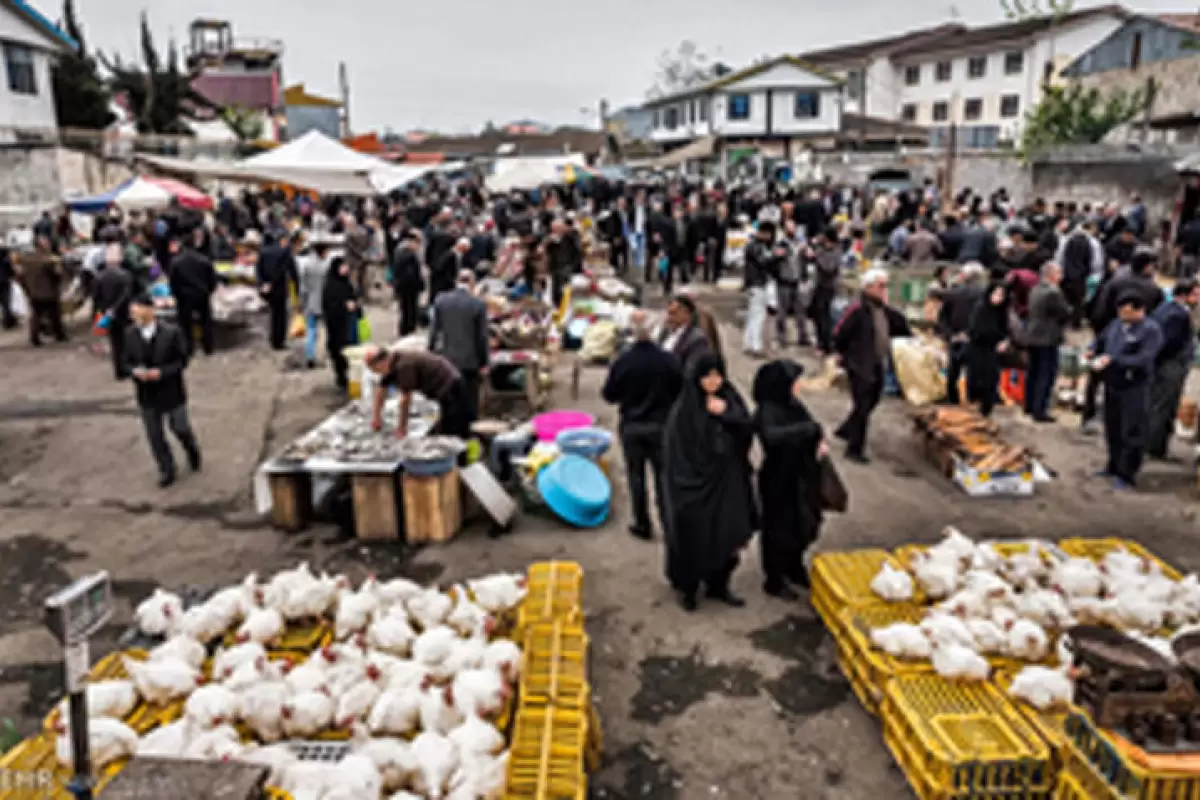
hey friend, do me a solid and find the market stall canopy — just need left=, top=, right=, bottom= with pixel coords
left=237, top=131, right=428, bottom=195
left=486, top=154, right=588, bottom=192
left=134, top=154, right=251, bottom=182
left=66, top=176, right=214, bottom=214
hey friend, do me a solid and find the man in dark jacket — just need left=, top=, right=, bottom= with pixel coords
left=0, top=246, right=17, bottom=330
left=807, top=226, right=842, bottom=355
left=936, top=263, right=986, bottom=404
left=17, top=234, right=67, bottom=346
left=544, top=220, right=581, bottom=306
left=92, top=245, right=134, bottom=379
left=122, top=295, right=202, bottom=488
left=1024, top=262, right=1073, bottom=422
left=391, top=230, right=424, bottom=337
left=645, top=201, right=675, bottom=286
left=170, top=228, right=219, bottom=355
left=1147, top=279, right=1200, bottom=459
left=429, top=270, right=489, bottom=428
left=603, top=309, right=683, bottom=540
left=1057, top=221, right=1102, bottom=328
left=741, top=221, right=783, bottom=356
left=432, top=237, right=468, bottom=306
left=938, top=214, right=965, bottom=263
left=1175, top=209, right=1200, bottom=278
left=1093, top=293, right=1163, bottom=490
left=256, top=231, right=298, bottom=350
left=959, top=213, right=999, bottom=269
left=657, top=294, right=711, bottom=373
left=833, top=268, right=912, bottom=463
left=424, top=210, right=457, bottom=278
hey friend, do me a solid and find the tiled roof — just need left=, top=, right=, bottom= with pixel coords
left=191, top=72, right=277, bottom=111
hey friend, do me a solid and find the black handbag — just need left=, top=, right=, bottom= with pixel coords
left=818, top=457, right=848, bottom=513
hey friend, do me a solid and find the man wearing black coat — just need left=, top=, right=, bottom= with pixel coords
left=122, top=296, right=202, bottom=488
left=602, top=309, right=683, bottom=540
left=935, top=263, right=986, bottom=405
left=170, top=228, right=219, bottom=355
left=833, top=269, right=912, bottom=463
left=92, top=245, right=134, bottom=379
left=256, top=231, right=298, bottom=350
left=391, top=231, right=424, bottom=337
left=645, top=202, right=675, bottom=286
left=0, top=246, right=16, bottom=330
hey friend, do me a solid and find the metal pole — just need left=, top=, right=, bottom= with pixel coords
left=65, top=690, right=93, bottom=800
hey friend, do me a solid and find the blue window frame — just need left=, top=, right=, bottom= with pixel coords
left=728, top=93, right=750, bottom=121
left=794, top=91, right=820, bottom=119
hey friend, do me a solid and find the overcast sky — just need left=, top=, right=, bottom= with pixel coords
left=55, top=0, right=1191, bottom=133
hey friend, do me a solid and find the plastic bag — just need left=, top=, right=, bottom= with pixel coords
left=765, top=279, right=779, bottom=313
left=580, top=320, right=619, bottom=363
left=9, top=282, right=28, bottom=318
left=890, top=336, right=947, bottom=406
left=289, top=312, right=306, bottom=339
left=357, top=316, right=373, bottom=344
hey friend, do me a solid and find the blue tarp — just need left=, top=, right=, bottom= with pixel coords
left=67, top=179, right=135, bottom=214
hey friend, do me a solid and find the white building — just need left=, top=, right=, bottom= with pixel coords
left=0, top=0, right=76, bottom=142
left=798, top=4, right=1131, bottom=148
left=643, top=55, right=846, bottom=161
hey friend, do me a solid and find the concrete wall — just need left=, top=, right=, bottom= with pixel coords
left=0, top=144, right=61, bottom=231
left=1078, top=55, right=1200, bottom=122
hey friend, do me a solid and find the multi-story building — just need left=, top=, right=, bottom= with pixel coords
left=0, top=0, right=76, bottom=142
left=186, top=18, right=285, bottom=141
left=1061, top=13, right=1200, bottom=143
left=798, top=4, right=1131, bottom=148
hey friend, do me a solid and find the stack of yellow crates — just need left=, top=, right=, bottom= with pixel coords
left=505, top=561, right=598, bottom=800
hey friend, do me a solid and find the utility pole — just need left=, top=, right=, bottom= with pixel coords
left=338, top=61, right=350, bottom=138
left=944, top=122, right=958, bottom=212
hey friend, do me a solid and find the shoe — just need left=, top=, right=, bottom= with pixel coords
left=187, top=448, right=202, bottom=472
left=834, top=425, right=849, bottom=442
left=1033, top=415, right=1057, bottom=424
left=1093, top=469, right=1114, bottom=479
left=1080, top=421, right=1099, bottom=436
left=706, top=588, right=746, bottom=608
left=679, top=593, right=698, bottom=612
left=628, top=525, right=653, bottom=541
left=158, top=472, right=176, bottom=489
left=764, top=584, right=800, bottom=601
left=845, top=451, right=871, bottom=465
left=306, top=359, right=316, bottom=369
left=1111, top=477, right=1135, bottom=491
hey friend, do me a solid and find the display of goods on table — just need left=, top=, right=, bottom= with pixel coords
left=912, top=407, right=1039, bottom=496
left=814, top=531, right=1200, bottom=800
left=275, top=395, right=439, bottom=466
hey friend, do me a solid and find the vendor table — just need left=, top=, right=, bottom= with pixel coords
left=483, top=349, right=545, bottom=413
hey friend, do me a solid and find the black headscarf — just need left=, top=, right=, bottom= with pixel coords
left=322, top=257, right=358, bottom=347
left=969, top=282, right=1010, bottom=348
left=662, top=353, right=756, bottom=590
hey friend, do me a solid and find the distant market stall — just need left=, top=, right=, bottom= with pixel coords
left=236, top=131, right=432, bottom=195
left=66, top=176, right=214, bottom=214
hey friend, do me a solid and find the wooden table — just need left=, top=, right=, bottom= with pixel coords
left=483, top=349, right=545, bottom=414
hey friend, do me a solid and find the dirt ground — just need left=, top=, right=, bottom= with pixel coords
left=2, top=286, right=1199, bottom=799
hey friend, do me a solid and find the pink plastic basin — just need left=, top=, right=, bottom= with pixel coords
left=532, top=410, right=594, bottom=442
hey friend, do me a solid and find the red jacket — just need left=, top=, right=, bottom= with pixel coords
left=1007, top=269, right=1039, bottom=318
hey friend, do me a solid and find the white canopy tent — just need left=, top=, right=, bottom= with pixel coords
left=237, top=131, right=431, bottom=195
left=485, top=154, right=587, bottom=192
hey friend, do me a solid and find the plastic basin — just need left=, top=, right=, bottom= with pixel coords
left=556, top=427, right=613, bottom=459
left=532, top=411, right=594, bottom=443
left=536, top=454, right=610, bottom=528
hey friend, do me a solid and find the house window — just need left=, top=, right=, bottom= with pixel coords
left=1004, top=50, right=1024, bottom=75
left=664, top=107, right=679, bottom=130
left=932, top=101, right=949, bottom=122
left=698, top=98, right=709, bottom=122
left=846, top=69, right=863, bottom=100
left=1130, top=32, right=1143, bottom=69
left=904, top=64, right=921, bottom=86
left=968, top=55, right=987, bottom=79
left=794, top=91, right=821, bottom=119
left=901, top=103, right=918, bottom=122
left=4, top=43, right=37, bottom=96
left=935, top=60, right=952, bottom=82
left=688, top=100, right=696, bottom=124
left=652, top=109, right=660, bottom=129
left=966, top=126, right=1000, bottom=149
left=728, top=93, right=751, bottom=121
left=963, top=98, right=983, bottom=121
left=1000, top=94, right=1021, bottom=118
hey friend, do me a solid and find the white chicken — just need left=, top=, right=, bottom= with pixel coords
left=135, top=718, right=194, bottom=758
left=376, top=577, right=425, bottom=607
left=414, top=625, right=460, bottom=673
left=205, top=574, right=260, bottom=625
left=55, top=680, right=137, bottom=722
left=966, top=618, right=1007, bottom=655
left=446, top=588, right=495, bottom=639
left=335, top=585, right=380, bottom=640
left=1001, top=550, right=1048, bottom=587
left=262, top=562, right=319, bottom=609
left=325, top=753, right=384, bottom=800
left=450, top=667, right=509, bottom=719
left=179, top=602, right=234, bottom=644
left=149, top=635, right=206, bottom=671
left=282, top=689, right=335, bottom=738
left=970, top=543, right=1004, bottom=573
left=212, top=641, right=268, bottom=681
left=449, top=715, right=505, bottom=758
left=912, top=552, right=960, bottom=601
left=367, top=608, right=417, bottom=657
left=1005, top=619, right=1050, bottom=662
left=238, top=680, right=290, bottom=743
left=482, top=639, right=523, bottom=685
left=352, top=727, right=416, bottom=792
left=285, top=657, right=331, bottom=696
left=1015, top=586, right=1073, bottom=630
left=183, top=724, right=244, bottom=760
left=385, top=660, right=432, bottom=693
left=920, top=612, right=976, bottom=650
left=279, top=570, right=342, bottom=622
left=466, top=573, right=527, bottom=615
left=934, top=527, right=977, bottom=562
left=134, top=588, right=184, bottom=637
left=441, top=634, right=488, bottom=681
left=931, top=641, right=990, bottom=681
left=368, top=689, right=423, bottom=737
left=236, top=606, right=286, bottom=646
left=123, top=655, right=201, bottom=705
left=420, top=684, right=466, bottom=735
left=55, top=718, right=138, bottom=769
left=1050, top=558, right=1104, bottom=600
left=407, top=588, right=455, bottom=631
left=223, top=656, right=286, bottom=693
left=1101, top=594, right=1165, bottom=634
left=1008, top=665, right=1076, bottom=710
left=335, top=678, right=384, bottom=729
left=238, top=743, right=299, bottom=785
left=870, top=623, right=932, bottom=660
left=184, top=684, right=240, bottom=729
left=870, top=563, right=914, bottom=603
left=411, top=731, right=460, bottom=800
left=448, top=752, right=509, bottom=800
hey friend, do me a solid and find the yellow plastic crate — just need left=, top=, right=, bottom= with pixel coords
left=505, top=705, right=588, bottom=800
left=991, top=670, right=1069, bottom=766
left=518, top=562, right=584, bottom=634
left=1065, top=711, right=1200, bottom=800
left=42, top=648, right=158, bottom=736
left=1058, top=538, right=1183, bottom=581
left=520, top=622, right=588, bottom=709
left=1053, top=743, right=1124, bottom=800
left=810, top=549, right=908, bottom=638
left=222, top=620, right=334, bottom=655
left=836, top=603, right=932, bottom=715
left=264, top=788, right=294, bottom=800
left=882, top=674, right=1053, bottom=798
left=0, top=732, right=126, bottom=798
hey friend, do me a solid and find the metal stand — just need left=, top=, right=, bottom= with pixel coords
left=65, top=690, right=93, bottom=800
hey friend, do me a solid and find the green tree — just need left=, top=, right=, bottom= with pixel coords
left=221, top=105, right=265, bottom=141
left=1000, top=0, right=1074, bottom=18
left=51, top=0, right=113, bottom=129
left=646, top=40, right=732, bottom=99
left=1020, top=82, right=1148, bottom=155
